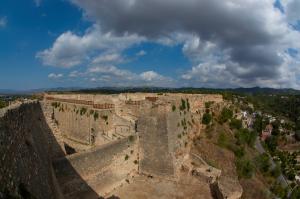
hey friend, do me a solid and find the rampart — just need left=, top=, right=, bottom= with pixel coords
left=0, top=102, right=62, bottom=199
left=53, top=136, right=138, bottom=198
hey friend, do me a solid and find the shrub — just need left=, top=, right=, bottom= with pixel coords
left=233, top=146, right=245, bottom=158
left=0, top=100, right=7, bottom=108
left=80, top=107, right=87, bottom=115
left=202, top=113, right=212, bottom=125
left=93, top=112, right=99, bottom=121
left=101, top=115, right=108, bottom=121
left=219, top=107, right=233, bottom=124
left=205, top=101, right=214, bottom=109
left=51, top=102, right=60, bottom=108
left=235, top=129, right=256, bottom=147
left=134, top=160, right=138, bottom=164
left=229, top=119, right=242, bottom=130
left=255, top=153, right=271, bottom=173
left=217, top=132, right=228, bottom=148
left=186, top=99, right=190, bottom=111
left=180, top=99, right=186, bottom=110
left=236, top=158, right=254, bottom=179
left=172, top=105, right=176, bottom=111
left=270, top=182, right=288, bottom=198
left=128, top=135, right=135, bottom=142
left=125, top=154, right=129, bottom=160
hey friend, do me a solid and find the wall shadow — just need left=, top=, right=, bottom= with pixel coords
left=0, top=102, right=110, bottom=199
left=39, top=102, right=102, bottom=199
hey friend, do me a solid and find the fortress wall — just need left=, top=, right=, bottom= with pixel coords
left=0, top=102, right=62, bottom=199
left=51, top=102, right=115, bottom=145
left=54, top=136, right=137, bottom=178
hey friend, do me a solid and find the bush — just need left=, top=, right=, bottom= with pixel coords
left=80, top=107, right=87, bottom=115
left=125, top=154, right=129, bottom=160
left=265, top=136, right=278, bottom=153
left=172, top=105, right=176, bottom=111
left=93, top=112, right=99, bottom=121
left=217, top=132, right=228, bottom=148
left=101, top=115, right=108, bottom=121
left=233, top=146, right=245, bottom=158
left=0, top=100, right=7, bottom=108
left=202, top=113, right=212, bottom=125
left=229, top=119, right=242, bottom=130
left=51, top=102, right=60, bottom=108
left=235, top=129, right=256, bottom=147
left=219, top=107, right=233, bottom=123
left=205, top=101, right=214, bottom=109
left=180, top=99, right=186, bottom=110
left=186, top=99, right=190, bottom=111
left=236, top=158, right=254, bottom=179
left=270, top=182, right=287, bottom=198
left=255, top=153, right=271, bottom=173
left=128, top=135, right=135, bottom=142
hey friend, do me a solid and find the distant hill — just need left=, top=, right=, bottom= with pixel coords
left=1, top=87, right=299, bottom=95
left=68, top=86, right=300, bottom=95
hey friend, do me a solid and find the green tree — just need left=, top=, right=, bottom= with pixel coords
left=255, top=153, right=271, bottom=173
left=265, top=136, right=278, bottom=153
left=202, top=113, right=212, bottom=125
left=219, top=107, right=233, bottom=123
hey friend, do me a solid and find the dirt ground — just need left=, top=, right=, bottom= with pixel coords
left=108, top=174, right=213, bottom=199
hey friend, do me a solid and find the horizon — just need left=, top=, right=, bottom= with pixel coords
left=0, top=0, right=300, bottom=90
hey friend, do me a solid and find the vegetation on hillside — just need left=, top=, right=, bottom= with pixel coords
left=0, top=99, right=7, bottom=109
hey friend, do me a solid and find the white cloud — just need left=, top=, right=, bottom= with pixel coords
left=48, top=73, right=63, bottom=79
left=281, top=0, right=300, bottom=24
left=0, top=17, right=7, bottom=28
left=136, top=50, right=147, bottom=56
left=37, top=25, right=144, bottom=68
left=68, top=70, right=83, bottom=78
left=140, top=71, right=161, bottom=81
left=84, top=65, right=174, bottom=87
left=39, top=0, right=300, bottom=88
left=92, top=52, right=124, bottom=64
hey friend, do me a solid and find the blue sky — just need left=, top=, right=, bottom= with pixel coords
left=0, top=0, right=300, bottom=90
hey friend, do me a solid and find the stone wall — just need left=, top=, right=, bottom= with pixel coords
left=0, top=102, right=62, bottom=199
left=53, top=136, right=138, bottom=198
left=50, top=102, right=115, bottom=145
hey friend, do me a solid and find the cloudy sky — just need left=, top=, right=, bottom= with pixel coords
left=0, top=0, right=300, bottom=90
